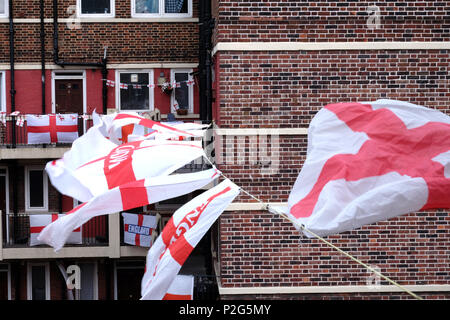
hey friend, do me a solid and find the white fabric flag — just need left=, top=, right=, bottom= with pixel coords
left=37, top=168, right=220, bottom=251
left=46, top=138, right=207, bottom=203
left=27, top=114, right=78, bottom=144
left=30, top=214, right=81, bottom=246
left=141, top=179, right=240, bottom=300
left=122, top=213, right=157, bottom=247
left=162, top=275, right=194, bottom=300
left=284, top=99, right=450, bottom=237
left=101, top=112, right=205, bottom=144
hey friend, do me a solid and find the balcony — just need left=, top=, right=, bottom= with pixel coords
left=0, top=110, right=161, bottom=159
left=2, top=213, right=108, bottom=248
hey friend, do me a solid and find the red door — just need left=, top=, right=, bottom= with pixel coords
left=55, top=80, right=83, bottom=115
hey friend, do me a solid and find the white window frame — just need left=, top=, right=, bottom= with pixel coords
left=0, top=0, right=9, bottom=19
left=27, top=262, right=51, bottom=300
left=24, top=166, right=48, bottom=212
left=0, top=71, right=6, bottom=112
left=131, top=0, right=192, bottom=18
left=170, top=69, right=194, bottom=113
left=77, top=0, right=115, bottom=18
left=115, top=69, right=154, bottom=112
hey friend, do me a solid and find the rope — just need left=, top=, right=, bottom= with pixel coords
left=202, top=155, right=423, bottom=300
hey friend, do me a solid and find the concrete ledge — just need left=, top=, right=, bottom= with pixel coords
left=213, top=41, right=450, bottom=56
left=215, top=128, right=308, bottom=136
left=1, top=246, right=112, bottom=260
left=219, top=284, right=450, bottom=295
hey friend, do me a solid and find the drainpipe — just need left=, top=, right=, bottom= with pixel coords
left=8, top=0, right=16, bottom=147
left=198, top=0, right=214, bottom=122
left=52, top=0, right=108, bottom=113
left=40, top=0, right=46, bottom=114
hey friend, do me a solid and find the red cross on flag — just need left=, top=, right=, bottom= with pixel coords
left=141, top=179, right=240, bottom=300
left=26, top=114, right=78, bottom=144
left=30, top=214, right=81, bottom=246
left=285, top=99, right=450, bottom=237
left=47, top=138, right=208, bottom=203
left=122, top=212, right=157, bottom=247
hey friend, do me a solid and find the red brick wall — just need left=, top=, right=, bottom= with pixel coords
left=212, top=0, right=449, bottom=44
left=215, top=50, right=450, bottom=128
left=0, top=0, right=199, bottom=64
left=220, top=210, right=450, bottom=289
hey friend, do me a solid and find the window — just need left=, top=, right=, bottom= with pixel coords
left=0, top=0, right=8, bottom=18
left=116, top=70, right=154, bottom=111
left=25, top=167, right=48, bottom=211
left=27, top=263, right=50, bottom=300
left=132, top=0, right=191, bottom=17
left=0, top=71, right=5, bottom=112
left=77, top=0, right=114, bottom=17
left=171, top=69, right=193, bottom=113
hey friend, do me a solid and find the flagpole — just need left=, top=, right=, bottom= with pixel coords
left=203, top=154, right=423, bottom=300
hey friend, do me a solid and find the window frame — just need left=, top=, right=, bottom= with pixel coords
left=74, top=261, right=99, bottom=300
left=0, top=71, right=6, bottom=112
left=24, top=166, right=49, bottom=212
left=131, top=0, right=192, bottom=18
left=115, top=69, right=155, bottom=112
left=77, top=0, right=115, bottom=18
left=170, top=69, right=194, bottom=114
left=27, top=262, right=51, bottom=301
left=0, top=0, right=9, bottom=19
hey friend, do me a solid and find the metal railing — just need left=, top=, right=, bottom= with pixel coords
left=2, top=212, right=108, bottom=247
left=0, top=109, right=161, bottom=147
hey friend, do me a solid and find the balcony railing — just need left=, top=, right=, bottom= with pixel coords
left=2, top=212, right=108, bottom=247
left=0, top=116, right=94, bottom=147
left=0, top=110, right=161, bottom=147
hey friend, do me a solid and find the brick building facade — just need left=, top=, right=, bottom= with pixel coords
left=212, top=0, right=450, bottom=299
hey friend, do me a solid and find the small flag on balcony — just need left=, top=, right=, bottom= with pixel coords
left=26, top=114, right=78, bottom=144
left=162, top=275, right=194, bottom=300
left=16, top=115, right=25, bottom=127
left=122, top=213, right=157, bottom=247
left=106, top=80, right=115, bottom=87
left=30, top=214, right=81, bottom=246
left=120, top=83, right=128, bottom=89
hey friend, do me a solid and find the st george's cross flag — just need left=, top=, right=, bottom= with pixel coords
left=46, top=138, right=207, bottom=203
left=30, top=214, right=81, bottom=246
left=122, top=212, right=157, bottom=247
left=284, top=99, right=450, bottom=237
left=162, top=275, right=194, bottom=300
left=141, top=179, right=240, bottom=300
left=104, top=113, right=203, bottom=144
left=27, top=114, right=78, bottom=144
left=37, top=168, right=220, bottom=251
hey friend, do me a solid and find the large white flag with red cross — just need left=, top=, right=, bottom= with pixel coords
left=37, top=168, right=220, bottom=251
left=46, top=139, right=207, bottom=203
left=141, top=179, right=240, bottom=300
left=30, top=214, right=81, bottom=246
left=285, top=99, right=450, bottom=237
left=27, top=114, right=78, bottom=144
left=122, top=212, right=157, bottom=247
left=96, top=112, right=204, bottom=144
